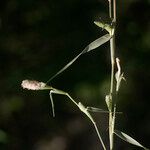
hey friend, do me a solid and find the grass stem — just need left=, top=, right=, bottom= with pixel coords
left=108, top=0, right=116, bottom=150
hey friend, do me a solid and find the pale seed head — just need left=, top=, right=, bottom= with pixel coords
left=21, top=80, right=46, bottom=90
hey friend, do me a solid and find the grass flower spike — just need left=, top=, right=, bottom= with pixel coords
left=21, top=80, right=46, bottom=90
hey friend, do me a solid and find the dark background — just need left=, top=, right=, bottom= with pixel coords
left=0, top=0, right=150, bottom=150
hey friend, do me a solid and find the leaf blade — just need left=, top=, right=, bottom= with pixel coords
left=46, top=34, right=111, bottom=83
left=82, top=34, right=111, bottom=54
left=114, top=130, right=149, bottom=150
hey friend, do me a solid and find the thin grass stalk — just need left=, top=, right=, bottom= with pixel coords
left=108, top=0, right=116, bottom=149
left=111, top=0, right=117, bottom=149
left=108, top=0, right=114, bottom=149
left=93, top=122, right=106, bottom=150
left=109, top=37, right=115, bottom=150
left=108, top=0, right=112, bottom=19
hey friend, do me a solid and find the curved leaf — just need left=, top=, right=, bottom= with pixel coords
left=46, top=34, right=111, bottom=83
left=82, top=34, right=111, bottom=54
left=114, top=130, right=149, bottom=150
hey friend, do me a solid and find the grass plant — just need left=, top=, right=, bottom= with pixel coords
left=21, top=1, right=149, bottom=149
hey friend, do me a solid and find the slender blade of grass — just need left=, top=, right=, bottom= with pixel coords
left=46, top=34, right=111, bottom=83
left=114, top=130, right=149, bottom=150
left=82, top=34, right=111, bottom=54
left=87, top=107, right=122, bottom=114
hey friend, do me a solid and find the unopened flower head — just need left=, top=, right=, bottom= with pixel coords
left=21, top=80, right=46, bottom=90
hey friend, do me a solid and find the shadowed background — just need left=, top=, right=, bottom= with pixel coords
left=0, top=0, right=150, bottom=150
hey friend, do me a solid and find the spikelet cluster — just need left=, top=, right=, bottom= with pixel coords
left=21, top=80, right=46, bottom=90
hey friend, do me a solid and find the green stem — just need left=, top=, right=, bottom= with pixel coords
left=108, top=0, right=112, bottom=19
left=108, top=0, right=116, bottom=150
left=110, top=38, right=115, bottom=95
left=113, top=0, right=116, bottom=23
left=109, top=110, right=113, bottom=150
left=111, top=0, right=117, bottom=148
left=93, top=122, right=107, bottom=150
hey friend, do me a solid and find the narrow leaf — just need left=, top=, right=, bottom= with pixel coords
left=82, top=34, right=111, bottom=54
left=87, top=106, right=104, bottom=112
left=87, top=107, right=122, bottom=114
left=94, top=21, right=112, bottom=34
left=94, top=21, right=114, bottom=35
left=46, top=34, right=111, bottom=83
left=114, top=130, right=149, bottom=150
left=46, top=52, right=83, bottom=83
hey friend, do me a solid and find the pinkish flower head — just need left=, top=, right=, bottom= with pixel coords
left=21, top=80, right=46, bottom=90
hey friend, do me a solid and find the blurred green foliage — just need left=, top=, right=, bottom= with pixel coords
left=0, top=0, right=150, bottom=150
